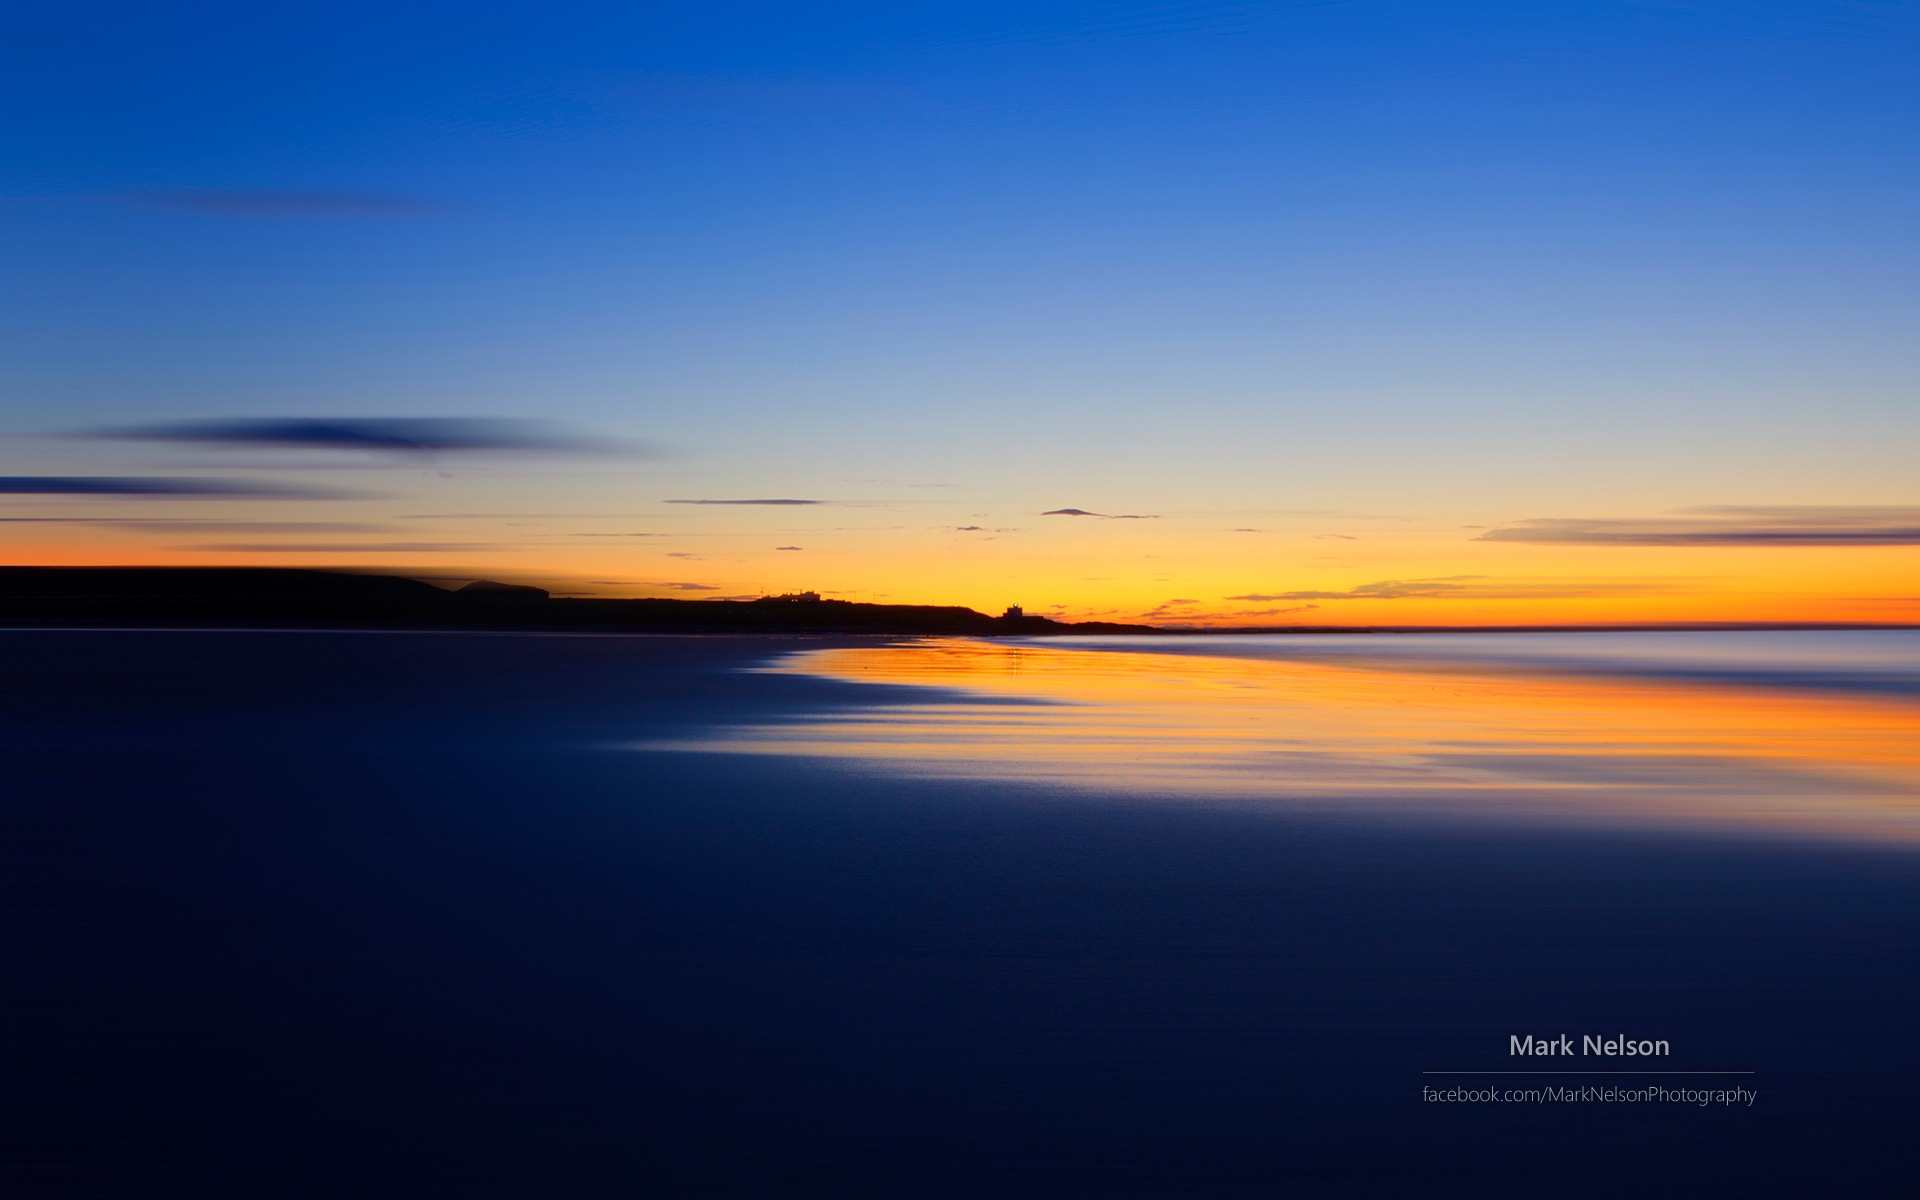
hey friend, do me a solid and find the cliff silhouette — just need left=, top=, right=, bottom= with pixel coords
left=0, top=568, right=1157, bottom=636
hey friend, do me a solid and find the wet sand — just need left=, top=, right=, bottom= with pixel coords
left=4, top=630, right=1917, bottom=1196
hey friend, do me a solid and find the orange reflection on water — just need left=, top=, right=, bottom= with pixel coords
left=665, top=638, right=1920, bottom=843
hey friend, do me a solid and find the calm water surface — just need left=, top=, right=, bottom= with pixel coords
left=670, top=631, right=1920, bottom=843
left=8, top=630, right=1920, bottom=1197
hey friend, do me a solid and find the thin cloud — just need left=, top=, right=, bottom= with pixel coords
left=111, top=189, right=447, bottom=218
left=188, top=542, right=495, bottom=553
left=1142, top=598, right=1200, bottom=619
left=0, top=476, right=355, bottom=498
left=117, top=521, right=394, bottom=533
left=0, top=519, right=385, bottom=531
left=1042, top=508, right=1159, bottom=519
left=82, top=417, right=635, bottom=458
left=1478, top=506, right=1920, bottom=547
left=402, top=513, right=646, bottom=519
left=654, top=582, right=721, bottom=591
left=125, top=518, right=395, bottom=529
left=775, top=546, right=803, bottom=550
left=1228, top=579, right=1474, bottom=601
left=666, top=498, right=820, bottom=506
left=1229, top=577, right=1671, bottom=601
left=1232, top=605, right=1321, bottom=618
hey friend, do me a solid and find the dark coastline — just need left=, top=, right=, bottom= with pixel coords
left=2, top=567, right=1913, bottom=635
left=0, top=566, right=1153, bottom=635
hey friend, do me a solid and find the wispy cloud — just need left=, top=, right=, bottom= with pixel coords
left=81, top=417, right=637, bottom=458
left=138, top=521, right=394, bottom=532
left=1042, top=508, right=1159, bottom=519
left=1225, top=580, right=1469, bottom=601
left=666, top=498, right=820, bottom=506
left=188, top=542, right=495, bottom=553
left=110, top=189, right=446, bottom=218
left=402, top=513, right=645, bottom=519
left=0, top=476, right=355, bottom=498
left=0, top=519, right=391, bottom=531
left=1227, top=578, right=1670, bottom=601
left=1142, top=598, right=1200, bottom=619
left=1477, top=506, right=1920, bottom=547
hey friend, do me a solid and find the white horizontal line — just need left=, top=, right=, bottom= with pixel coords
left=1423, top=1070, right=1755, bottom=1075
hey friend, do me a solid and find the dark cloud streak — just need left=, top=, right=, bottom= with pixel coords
left=0, top=516, right=361, bottom=525
left=1227, top=578, right=1668, bottom=602
left=187, top=542, right=496, bottom=553
left=1479, top=507, right=1920, bottom=546
left=83, top=418, right=637, bottom=458
left=666, top=498, right=820, bottom=506
left=0, top=476, right=355, bottom=498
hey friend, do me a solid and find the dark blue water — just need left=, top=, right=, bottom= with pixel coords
left=4, top=631, right=1917, bottom=1197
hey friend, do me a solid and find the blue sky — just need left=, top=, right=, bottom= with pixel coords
left=5, top=2, right=1918, bottom=618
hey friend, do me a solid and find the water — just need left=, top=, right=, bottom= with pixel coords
left=5, top=630, right=1918, bottom=1196
left=671, top=631, right=1920, bottom=843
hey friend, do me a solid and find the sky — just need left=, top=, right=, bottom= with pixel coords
left=4, top=0, right=1918, bottom=625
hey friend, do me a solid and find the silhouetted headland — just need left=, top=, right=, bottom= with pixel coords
left=4, top=568, right=1910, bottom=635
left=0, top=567, right=1157, bottom=635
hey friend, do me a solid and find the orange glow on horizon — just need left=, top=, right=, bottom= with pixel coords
left=5, top=492, right=1917, bottom=627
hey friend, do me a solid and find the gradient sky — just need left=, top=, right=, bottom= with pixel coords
left=5, top=1, right=1918, bottom=624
